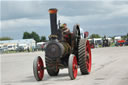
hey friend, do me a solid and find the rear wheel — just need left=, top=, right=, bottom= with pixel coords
left=78, top=39, right=92, bottom=75
left=68, top=54, right=78, bottom=80
left=73, top=24, right=80, bottom=61
left=45, top=57, right=59, bottom=76
left=33, top=56, right=44, bottom=81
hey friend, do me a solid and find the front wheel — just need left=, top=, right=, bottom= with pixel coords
left=33, top=56, right=44, bottom=81
left=68, top=54, right=78, bottom=80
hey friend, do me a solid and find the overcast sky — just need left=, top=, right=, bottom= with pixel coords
left=1, top=0, right=128, bottom=39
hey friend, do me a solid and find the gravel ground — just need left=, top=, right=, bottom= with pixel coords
left=1, top=46, right=128, bottom=85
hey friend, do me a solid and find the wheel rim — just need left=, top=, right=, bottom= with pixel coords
left=72, top=56, right=78, bottom=78
left=75, top=30, right=79, bottom=43
left=37, top=57, right=44, bottom=79
left=85, top=40, right=91, bottom=72
left=73, top=26, right=80, bottom=48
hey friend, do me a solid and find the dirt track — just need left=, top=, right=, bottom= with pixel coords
left=1, top=46, right=128, bottom=85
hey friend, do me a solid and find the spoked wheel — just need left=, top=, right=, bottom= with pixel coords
left=33, top=56, right=44, bottom=81
left=78, top=39, right=92, bottom=75
left=85, top=40, right=91, bottom=72
left=68, top=54, right=78, bottom=80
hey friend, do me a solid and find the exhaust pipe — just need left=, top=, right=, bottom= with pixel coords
left=49, top=8, right=58, bottom=35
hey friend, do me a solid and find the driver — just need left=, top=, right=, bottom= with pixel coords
left=61, top=23, right=70, bottom=34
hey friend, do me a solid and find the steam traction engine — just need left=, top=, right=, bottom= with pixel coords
left=33, top=8, right=92, bottom=80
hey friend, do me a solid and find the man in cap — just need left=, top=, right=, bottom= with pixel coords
left=61, top=23, right=70, bottom=34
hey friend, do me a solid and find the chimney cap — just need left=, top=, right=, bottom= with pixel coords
left=49, top=8, right=57, bottom=14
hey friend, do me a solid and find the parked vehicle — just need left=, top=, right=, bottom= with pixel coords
left=115, top=40, right=125, bottom=46
left=88, top=39, right=95, bottom=48
left=16, top=46, right=24, bottom=52
left=41, top=42, right=48, bottom=51
left=7, top=45, right=15, bottom=51
left=125, top=39, right=128, bottom=46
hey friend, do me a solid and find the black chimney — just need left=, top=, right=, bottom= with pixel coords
left=49, top=8, right=58, bottom=35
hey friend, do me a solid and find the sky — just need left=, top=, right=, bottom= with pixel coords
left=1, top=0, right=128, bottom=39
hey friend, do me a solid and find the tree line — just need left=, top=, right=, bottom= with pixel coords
left=0, top=32, right=128, bottom=42
left=89, top=34, right=101, bottom=39
left=23, top=31, right=46, bottom=42
left=0, top=37, right=13, bottom=41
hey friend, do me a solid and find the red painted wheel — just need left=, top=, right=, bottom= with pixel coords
left=78, top=39, right=92, bottom=75
left=85, top=40, right=92, bottom=73
left=68, top=54, right=78, bottom=80
left=33, top=56, right=44, bottom=81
